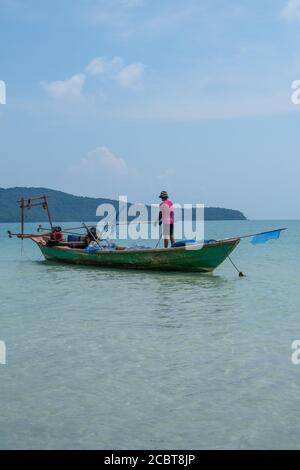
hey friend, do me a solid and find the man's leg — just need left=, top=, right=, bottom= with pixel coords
left=170, top=224, right=175, bottom=246
left=163, top=224, right=170, bottom=248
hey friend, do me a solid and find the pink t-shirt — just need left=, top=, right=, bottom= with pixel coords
left=159, top=200, right=174, bottom=224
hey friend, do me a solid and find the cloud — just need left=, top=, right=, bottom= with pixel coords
left=41, top=57, right=145, bottom=98
left=85, top=56, right=123, bottom=76
left=78, top=146, right=137, bottom=177
left=69, top=145, right=158, bottom=201
left=85, top=58, right=107, bottom=76
left=282, top=0, right=300, bottom=21
left=70, top=146, right=142, bottom=199
left=114, top=63, right=144, bottom=89
left=41, top=74, right=86, bottom=98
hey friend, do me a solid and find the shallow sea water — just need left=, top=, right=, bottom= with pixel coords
left=0, top=220, right=300, bottom=449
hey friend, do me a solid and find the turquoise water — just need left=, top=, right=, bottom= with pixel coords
left=1, top=220, right=300, bottom=450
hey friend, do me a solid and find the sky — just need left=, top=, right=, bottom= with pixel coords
left=1, top=0, right=300, bottom=219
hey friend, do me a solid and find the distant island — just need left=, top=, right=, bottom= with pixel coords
left=0, top=187, right=247, bottom=223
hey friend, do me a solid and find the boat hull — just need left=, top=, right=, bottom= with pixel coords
left=37, top=239, right=240, bottom=273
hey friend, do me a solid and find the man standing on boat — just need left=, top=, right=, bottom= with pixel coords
left=155, top=191, right=175, bottom=248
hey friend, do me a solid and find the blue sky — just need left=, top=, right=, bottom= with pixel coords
left=1, top=0, right=300, bottom=219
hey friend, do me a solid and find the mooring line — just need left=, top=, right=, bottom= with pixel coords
left=228, top=255, right=245, bottom=277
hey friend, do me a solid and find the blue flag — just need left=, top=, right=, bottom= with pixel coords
left=251, top=229, right=283, bottom=245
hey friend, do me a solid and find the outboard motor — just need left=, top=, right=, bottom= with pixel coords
left=47, top=226, right=64, bottom=246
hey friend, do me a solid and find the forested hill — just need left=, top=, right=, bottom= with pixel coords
left=0, top=187, right=247, bottom=223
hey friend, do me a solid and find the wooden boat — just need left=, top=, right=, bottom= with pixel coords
left=8, top=195, right=241, bottom=273
left=27, top=234, right=240, bottom=273
left=8, top=196, right=287, bottom=275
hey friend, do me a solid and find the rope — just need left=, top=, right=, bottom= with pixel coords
left=228, top=255, right=245, bottom=277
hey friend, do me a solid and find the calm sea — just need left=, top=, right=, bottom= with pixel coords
left=0, top=220, right=300, bottom=450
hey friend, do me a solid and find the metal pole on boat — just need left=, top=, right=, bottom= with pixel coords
left=223, top=228, right=287, bottom=243
left=82, top=222, right=102, bottom=248
left=155, top=226, right=163, bottom=249
left=37, top=226, right=83, bottom=237
left=20, top=197, right=25, bottom=238
left=43, top=196, right=53, bottom=229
